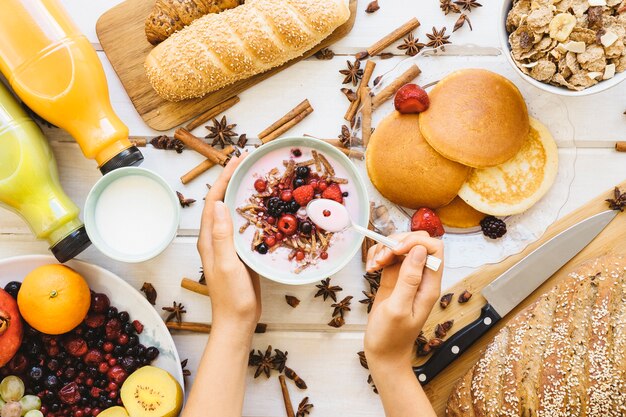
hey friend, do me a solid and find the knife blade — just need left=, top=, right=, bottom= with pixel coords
left=413, top=209, right=618, bottom=385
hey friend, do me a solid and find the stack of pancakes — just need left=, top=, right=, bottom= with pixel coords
left=366, top=68, right=559, bottom=228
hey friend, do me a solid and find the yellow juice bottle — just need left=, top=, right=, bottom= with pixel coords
left=0, top=82, right=91, bottom=262
left=0, top=0, right=143, bottom=174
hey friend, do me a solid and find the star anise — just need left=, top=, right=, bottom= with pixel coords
left=359, top=288, right=377, bottom=313
left=338, top=124, right=355, bottom=147
left=248, top=349, right=262, bottom=366
left=367, top=374, right=378, bottom=394
left=176, top=191, right=195, bottom=207
left=252, top=345, right=273, bottom=378
left=426, top=26, right=451, bottom=51
left=315, top=48, right=335, bottom=60
left=271, top=348, right=288, bottom=372
left=364, top=270, right=381, bottom=291
left=331, top=296, right=353, bottom=318
left=315, top=278, right=343, bottom=302
left=296, top=397, right=314, bottom=417
left=181, top=359, right=191, bottom=377
left=357, top=351, right=368, bottom=369
left=328, top=316, right=345, bottom=328
left=237, top=133, right=248, bottom=148
left=440, top=0, right=461, bottom=14
left=397, top=33, right=424, bottom=57
left=162, top=301, right=186, bottom=324
left=341, top=88, right=357, bottom=102
left=339, top=60, right=364, bottom=86
left=454, top=0, right=482, bottom=11
left=140, top=282, right=157, bottom=305
left=205, top=116, right=237, bottom=148
left=453, top=13, right=472, bottom=32
left=606, top=187, right=626, bottom=211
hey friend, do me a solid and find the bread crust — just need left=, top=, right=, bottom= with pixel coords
left=145, top=0, right=350, bottom=101
left=446, top=255, right=626, bottom=417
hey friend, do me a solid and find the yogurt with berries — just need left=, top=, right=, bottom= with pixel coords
left=234, top=146, right=360, bottom=275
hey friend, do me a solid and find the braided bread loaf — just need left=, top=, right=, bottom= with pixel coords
left=144, top=0, right=350, bottom=101
left=145, top=0, right=241, bottom=45
left=446, top=255, right=626, bottom=417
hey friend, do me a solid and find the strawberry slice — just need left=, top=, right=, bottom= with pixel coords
left=293, top=185, right=314, bottom=206
left=410, top=208, right=445, bottom=237
left=321, top=183, right=343, bottom=203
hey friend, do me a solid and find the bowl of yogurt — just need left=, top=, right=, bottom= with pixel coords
left=84, top=167, right=180, bottom=263
left=224, top=137, right=369, bottom=285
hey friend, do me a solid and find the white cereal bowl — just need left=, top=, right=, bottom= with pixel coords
left=499, top=0, right=626, bottom=97
left=224, top=137, right=369, bottom=285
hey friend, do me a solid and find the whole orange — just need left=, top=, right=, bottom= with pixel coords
left=18, top=264, right=91, bottom=335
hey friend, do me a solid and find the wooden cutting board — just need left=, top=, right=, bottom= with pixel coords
left=418, top=180, right=626, bottom=416
left=95, top=0, right=358, bottom=131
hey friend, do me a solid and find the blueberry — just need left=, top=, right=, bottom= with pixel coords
left=3, top=281, right=21, bottom=299
left=342, top=192, right=349, bottom=197
left=29, top=366, right=44, bottom=381
left=296, top=166, right=309, bottom=178
left=256, top=243, right=269, bottom=255
left=117, top=311, right=130, bottom=323
left=293, top=178, right=306, bottom=188
left=145, top=347, right=160, bottom=361
left=299, top=221, right=313, bottom=235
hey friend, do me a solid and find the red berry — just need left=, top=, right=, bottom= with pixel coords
left=58, top=382, right=81, bottom=405
left=267, top=216, right=276, bottom=225
left=84, top=313, right=105, bottom=329
left=394, top=84, right=430, bottom=114
left=117, top=334, right=129, bottom=345
left=264, top=236, right=276, bottom=247
left=107, top=365, right=128, bottom=384
left=108, top=358, right=117, bottom=366
left=309, top=179, right=318, bottom=190
left=84, top=349, right=104, bottom=366
left=295, top=251, right=305, bottom=261
left=321, top=183, right=343, bottom=203
left=278, top=214, right=298, bottom=236
left=102, top=342, right=114, bottom=353
left=323, top=210, right=331, bottom=217
left=90, top=387, right=101, bottom=398
left=320, top=252, right=329, bottom=260
left=132, top=320, right=144, bottom=334
left=275, top=232, right=284, bottom=241
left=90, top=293, right=110, bottom=314
left=292, top=184, right=314, bottom=206
left=280, top=190, right=293, bottom=202
left=107, top=382, right=118, bottom=391
left=254, top=179, right=267, bottom=192
left=105, top=318, right=122, bottom=340
left=98, top=362, right=109, bottom=373
left=410, top=208, right=444, bottom=237
left=63, top=336, right=88, bottom=357
left=318, top=181, right=328, bottom=192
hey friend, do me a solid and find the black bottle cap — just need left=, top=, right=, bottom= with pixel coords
left=50, top=225, right=92, bottom=263
left=99, top=146, right=144, bottom=175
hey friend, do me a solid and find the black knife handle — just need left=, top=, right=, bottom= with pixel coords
left=413, top=304, right=501, bottom=385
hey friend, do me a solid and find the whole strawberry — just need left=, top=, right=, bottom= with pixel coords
left=293, top=184, right=314, bottom=206
left=394, top=84, right=430, bottom=114
left=321, top=183, right=343, bottom=203
left=410, top=208, right=444, bottom=237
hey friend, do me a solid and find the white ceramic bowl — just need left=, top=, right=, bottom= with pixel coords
left=224, top=137, right=369, bottom=285
left=499, top=0, right=626, bottom=96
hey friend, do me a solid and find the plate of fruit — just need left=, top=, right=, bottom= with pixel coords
left=0, top=255, right=184, bottom=417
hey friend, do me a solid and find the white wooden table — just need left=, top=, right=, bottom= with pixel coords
left=1, top=1, right=625, bottom=416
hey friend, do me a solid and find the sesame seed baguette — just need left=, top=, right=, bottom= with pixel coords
left=145, top=0, right=350, bottom=102
left=446, top=255, right=626, bottom=417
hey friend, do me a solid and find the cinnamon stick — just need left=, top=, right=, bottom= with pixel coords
left=174, top=128, right=229, bottom=166
left=361, top=87, right=373, bottom=147
left=166, top=321, right=267, bottom=334
left=345, top=60, right=377, bottom=122
left=185, top=96, right=240, bottom=131
left=366, top=18, right=421, bottom=57
left=181, top=277, right=209, bottom=296
left=180, top=146, right=235, bottom=184
left=335, top=145, right=364, bottom=160
left=279, top=375, right=296, bottom=417
left=258, top=100, right=312, bottom=139
left=616, top=142, right=626, bottom=152
left=261, top=105, right=314, bottom=144
left=372, top=65, right=421, bottom=109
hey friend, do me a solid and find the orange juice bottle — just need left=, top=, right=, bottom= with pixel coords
left=0, top=82, right=91, bottom=262
left=0, top=0, right=143, bottom=174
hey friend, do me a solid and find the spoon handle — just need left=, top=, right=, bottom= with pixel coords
left=352, top=224, right=442, bottom=272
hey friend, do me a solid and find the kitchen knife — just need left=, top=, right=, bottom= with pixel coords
left=413, top=209, right=618, bottom=385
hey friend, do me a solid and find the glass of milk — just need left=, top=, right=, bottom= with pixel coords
left=84, top=167, right=180, bottom=263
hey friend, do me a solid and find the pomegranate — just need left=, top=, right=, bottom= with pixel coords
left=0, top=289, right=23, bottom=367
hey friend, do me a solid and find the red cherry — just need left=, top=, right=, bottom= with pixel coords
left=98, top=362, right=109, bottom=373
left=264, top=236, right=276, bottom=247
left=323, top=210, right=331, bottom=217
left=278, top=214, right=298, bottom=236
left=275, top=232, right=284, bottom=241
left=103, top=342, right=114, bottom=353
left=254, top=179, right=267, bottom=192
left=295, top=251, right=305, bottom=261
left=280, top=190, right=293, bottom=202
left=320, top=252, right=329, bottom=260
left=267, top=216, right=276, bottom=225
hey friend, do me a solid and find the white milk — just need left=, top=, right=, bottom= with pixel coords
left=94, top=175, right=176, bottom=256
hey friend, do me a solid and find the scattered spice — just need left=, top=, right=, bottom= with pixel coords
left=458, top=289, right=473, bottom=303
left=440, top=292, right=454, bottom=309
left=378, top=52, right=394, bottom=59
left=278, top=375, right=296, bottom=417
left=296, top=397, right=313, bottom=417
left=417, top=342, right=432, bottom=356
left=416, top=331, right=429, bottom=346
left=162, top=301, right=186, bottom=324
left=181, top=359, right=191, bottom=377
left=198, top=267, right=205, bottom=284
left=285, top=367, right=307, bottom=389
left=367, top=374, right=379, bottom=394
left=373, top=75, right=383, bottom=86
left=454, top=0, right=482, bottom=11
left=355, top=51, right=369, bottom=61
left=327, top=316, right=345, bottom=328
left=331, top=296, right=353, bottom=318
left=428, top=338, right=444, bottom=350
left=359, top=288, right=376, bottom=313
left=606, top=187, right=626, bottom=211
left=251, top=345, right=274, bottom=378
left=435, top=320, right=454, bottom=338
left=426, top=26, right=451, bottom=50
left=338, top=124, right=355, bottom=147
left=248, top=349, right=262, bottom=366
left=237, top=133, right=248, bottom=148
left=453, top=13, right=472, bottom=32
left=150, top=135, right=184, bottom=153
left=285, top=295, right=301, bottom=308
left=397, top=33, right=424, bottom=56
left=314, top=278, right=343, bottom=302
left=365, top=0, right=380, bottom=13
left=315, top=48, right=335, bottom=60
left=440, top=0, right=461, bottom=14
left=272, top=348, right=288, bottom=372
left=341, top=88, right=357, bottom=102
left=176, top=191, right=196, bottom=207
left=339, top=59, right=364, bottom=86
left=205, top=116, right=238, bottom=148
left=140, top=282, right=157, bottom=305
left=357, top=351, right=368, bottom=369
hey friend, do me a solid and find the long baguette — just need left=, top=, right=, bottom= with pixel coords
left=145, top=0, right=350, bottom=101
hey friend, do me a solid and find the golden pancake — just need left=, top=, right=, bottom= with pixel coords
left=366, top=111, right=471, bottom=209
left=435, top=196, right=486, bottom=228
left=458, top=117, right=558, bottom=216
left=419, top=69, right=530, bottom=168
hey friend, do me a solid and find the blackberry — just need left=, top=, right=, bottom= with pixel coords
left=284, top=200, right=300, bottom=213
left=266, top=197, right=285, bottom=218
left=480, top=216, right=507, bottom=239
left=296, top=166, right=310, bottom=178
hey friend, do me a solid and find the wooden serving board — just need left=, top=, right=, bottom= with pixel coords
left=96, top=0, right=358, bottom=131
left=418, top=180, right=626, bottom=416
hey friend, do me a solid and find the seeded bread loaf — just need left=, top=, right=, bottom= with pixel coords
left=446, top=255, right=626, bottom=417
left=145, top=0, right=350, bottom=101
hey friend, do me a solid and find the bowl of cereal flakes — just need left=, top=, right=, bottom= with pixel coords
left=500, top=0, right=626, bottom=96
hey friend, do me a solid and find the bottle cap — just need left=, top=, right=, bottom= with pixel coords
left=50, top=226, right=92, bottom=263
left=99, top=146, right=144, bottom=175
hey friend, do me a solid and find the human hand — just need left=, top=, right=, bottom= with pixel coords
left=364, top=232, right=444, bottom=370
left=197, top=152, right=261, bottom=336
